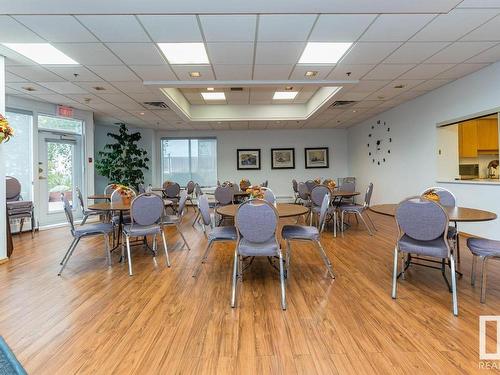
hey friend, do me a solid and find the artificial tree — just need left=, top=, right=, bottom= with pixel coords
left=95, top=123, right=149, bottom=189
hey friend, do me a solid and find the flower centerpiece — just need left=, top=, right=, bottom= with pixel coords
left=239, top=178, right=251, bottom=191
left=246, top=185, right=264, bottom=199
left=111, top=183, right=134, bottom=205
left=222, top=181, right=234, bottom=188
left=422, top=189, right=440, bottom=202
left=323, top=178, right=336, bottom=190
left=314, top=177, right=321, bottom=185
left=0, top=114, right=14, bottom=144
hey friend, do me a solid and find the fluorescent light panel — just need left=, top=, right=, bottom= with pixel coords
left=2, top=43, right=78, bottom=65
left=273, top=91, right=298, bottom=100
left=298, top=42, right=352, bottom=64
left=157, top=43, right=209, bottom=64
left=201, top=92, right=226, bottom=100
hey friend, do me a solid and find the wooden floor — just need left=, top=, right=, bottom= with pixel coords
left=1, top=209, right=499, bottom=374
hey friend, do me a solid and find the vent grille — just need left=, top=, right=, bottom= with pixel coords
left=230, top=87, right=243, bottom=91
left=143, top=101, right=170, bottom=109
left=330, top=100, right=357, bottom=108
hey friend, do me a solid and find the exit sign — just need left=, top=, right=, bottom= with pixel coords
left=57, top=105, right=74, bottom=118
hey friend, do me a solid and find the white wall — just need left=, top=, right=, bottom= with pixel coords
left=348, top=61, right=500, bottom=239
left=94, top=127, right=349, bottom=199
left=0, top=56, right=6, bottom=259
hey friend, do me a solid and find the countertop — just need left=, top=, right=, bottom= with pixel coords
left=437, top=178, right=500, bottom=185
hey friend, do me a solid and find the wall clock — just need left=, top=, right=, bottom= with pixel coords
left=367, top=120, right=391, bottom=165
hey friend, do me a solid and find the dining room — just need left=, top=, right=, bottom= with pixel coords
left=2, top=1, right=500, bottom=374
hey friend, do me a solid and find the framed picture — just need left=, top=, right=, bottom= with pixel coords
left=237, top=149, right=261, bottom=170
left=305, top=147, right=329, bottom=169
left=271, top=148, right=295, bottom=169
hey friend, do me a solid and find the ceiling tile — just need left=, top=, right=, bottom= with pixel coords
left=206, top=42, right=254, bottom=65
left=435, top=63, right=489, bottom=79
left=425, top=42, right=496, bottom=63
left=182, top=91, right=205, bottom=104
left=327, top=64, right=376, bottom=80
left=253, top=65, right=294, bottom=80
left=95, top=93, right=145, bottom=110
left=411, top=9, right=496, bottom=42
left=339, top=42, right=402, bottom=64
left=54, top=43, right=122, bottom=65
left=74, top=81, right=121, bottom=94
left=76, top=15, right=150, bottom=43
left=111, top=81, right=153, bottom=94
left=37, top=81, right=88, bottom=94
left=44, top=66, right=103, bottom=82
left=412, top=79, right=452, bottom=91
left=360, top=14, right=436, bottom=42
left=0, top=16, right=44, bottom=43
left=171, top=65, right=215, bottom=80
left=249, top=88, right=274, bottom=103
left=213, top=65, right=253, bottom=80
left=126, top=92, right=166, bottom=103
left=138, top=15, right=202, bottom=42
left=6, top=66, right=65, bottom=82
left=129, top=65, right=177, bottom=81
left=466, top=43, right=500, bottom=63
left=398, top=63, right=457, bottom=79
left=14, top=15, right=98, bottom=42
left=255, top=42, right=305, bottom=64
left=363, top=64, right=416, bottom=80
left=0, top=45, right=37, bottom=66
left=348, top=80, right=391, bottom=92
left=309, top=14, right=376, bottom=42
left=258, top=15, right=316, bottom=42
left=86, top=65, right=140, bottom=81
left=226, top=90, right=250, bottom=104
left=384, top=42, right=450, bottom=63
left=5, top=71, right=27, bottom=83
left=461, top=14, right=500, bottom=41
left=106, top=43, right=166, bottom=65
left=200, top=15, right=256, bottom=42
left=289, top=65, right=334, bottom=80
left=6, top=82, right=54, bottom=95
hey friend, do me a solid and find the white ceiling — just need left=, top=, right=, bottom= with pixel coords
left=1, top=1, right=500, bottom=130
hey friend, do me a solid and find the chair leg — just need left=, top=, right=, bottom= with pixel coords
left=456, top=234, right=461, bottom=264
left=59, top=237, right=77, bottom=265
left=449, top=254, right=458, bottom=316
left=176, top=224, right=191, bottom=251
left=231, top=248, right=239, bottom=308
left=104, top=233, right=111, bottom=266
left=315, top=241, right=335, bottom=279
left=358, top=212, right=373, bottom=236
left=152, top=234, right=157, bottom=257
left=285, top=239, right=291, bottom=280
left=31, top=214, right=35, bottom=238
left=58, top=237, right=80, bottom=276
left=471, top=254, right=477, bottom=286
left=341, top=211, right=345, bottom=233
left=161, top=230, right=171, bottom=267
left=192, top=210, right=200, bottom=227
left=279, top=251, right=287, bottom=310
left=81, top=214, right=89, bottom=226
left=192, top=241, right=213, bottom=278
left=366, top=211, right=377, bottom=231
left=333, top=211, right=337, bottom=238
left=391, top=246, right=399, bottom=299
left=126, top=235, right=133, bottom=276
left=19, top=218, right=24, bottom=234
left=480, top=256, right=489, bottom=304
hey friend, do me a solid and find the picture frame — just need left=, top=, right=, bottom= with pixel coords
left=237, top=149, right=261, bottom=170
left=271, top=148, right=295, bottom=169
left=305, top=147, right=329, bottom=169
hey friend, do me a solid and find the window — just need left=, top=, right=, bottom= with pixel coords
left=161, top=138, right=217, bottom=187
left=5, top=110, right=33, bottom=200
left=38, top=114, right=83, bottom=134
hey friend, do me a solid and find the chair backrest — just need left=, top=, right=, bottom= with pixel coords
left=363, top=183, right=374, bottom=207
left=5, top=176, right=21, bottom=201
left=197, top=195, right=212, bottom=227
left=318, top=193, right=331, bottom=232
left=76, top=187, right=85, bottom=211
left=186, top=181, right=195, bottom=194
left=177, top=191, right=189, bottom=216
left=396, top=197, right=449, bottom=243
left=104, top=183, right=116, bottom=195
left=61, top=193, right=75, bottom=234
left=194, top=183, right=203, bottom=198
left=111, top=186, right=137, bottom=202
left=263, top=188, right=276, bottom=205
left=232, top=183, right=240, bottom=193
left=310, top=185, right=330, bottom=207
left=261, top=180, right=268, bottom=187
left=130, top=193, right=163, bottom=226
left=165, top=182, right=181, bottom=198
left=340, top=181, right=355, bottom=193
left=138, top=183, right=146, bottom=194
left=305, top=180, right=316, bottom=192
left=235, top=199, right=278, bottom=244
left=421, top=186, right=456, bottom=207
left=292, top=179, right=298, bottom=193
left=214, top=186, right=234, bottom=205
left=298, top=182, right=309, bottom=200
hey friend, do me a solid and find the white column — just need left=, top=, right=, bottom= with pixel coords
left=0, top=55, right=6, bottom=259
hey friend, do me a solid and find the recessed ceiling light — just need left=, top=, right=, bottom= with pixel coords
left=139, top=112, right=145, bottom=115
left=157, top=43, right=209, bottom=64
left=22, top=86, right=36, bottom=92
left=352, top=110, right=357, bottom=113
left=2, top=43, right=78, bottom=65
left=189, top=71, right=201, bottom=78
left=93, top=86, right=106, bottom=91
left=207, top=87, right=215, bottom=91
left=285, top=86, right=294, bottom=91
left=273, top=91, right=298, bottom=100
left=217, top=121, right=222, bottom=124
left=394, top=84, right=406, bottom=89
left=201, top=92, right=226, bottom=100
left=305, top=71, right=318, bottom=77
left=298, top=42, right=352, bottom=64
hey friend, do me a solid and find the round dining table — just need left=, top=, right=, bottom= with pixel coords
left=88, top=194, right=111, bottom=200
left=370, top=204, right=497, bottom=222
left=216, top=203, right=309, bottom=218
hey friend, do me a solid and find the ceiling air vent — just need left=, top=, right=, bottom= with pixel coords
left=143, top=101, right=170, bottom=109
left=330, top=100, right=357, bottom=108
left=230, top=87, right=243, bottom=91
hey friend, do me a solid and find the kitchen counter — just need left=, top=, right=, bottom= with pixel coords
left=437, top=178, right=500, bottom=185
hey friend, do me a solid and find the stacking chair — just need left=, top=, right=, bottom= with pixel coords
left=292, top=179, right=300, bottom=204
left=305, top=180, right=316, bottom=193
left=339, top=180, right=356, bottom=204
left=214, top=186, right=234, bottom=224
left=161, top=191, right=191, bottom=251
left=6, top=176, right=35, bottom=237
left=340, top=183, right=376, bottom=236
left=164, top=182, right=181, bottom=210
left=138, top=183, right=146, bottom=194
left=110, top=187, right=136, bottom=225
left=282, top=194, right=335, bottom=279
left=309, top=185, right=330, bottom=226
left=297, top=182, right=311, bottom=223
left=392, top=196, right=458, bottom=316
left=58, top=194, right=114, bottom=276
left=263, top=188, right=276, bottom=205
left=192, top=195, right=237, bottom=277
left=76, top=187, right=101, bottom=225
left=104, top=183, right=116, bottom=195
left=467, top=237, right=500, bottom=303
left=232, top=199, right=286, bottom=310
left=185, top=180, right=196, bottom=211
left=261, top=180, right=269, bottom=188
left=122, top=193, right=170, bottom=276
left=191, top=183, right=203, bottom=227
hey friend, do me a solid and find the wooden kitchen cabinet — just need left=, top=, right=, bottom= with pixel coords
left=477, top=119, right=499, bottom=152
left=458, top=120, right=478, bottom=157
left=458, top=118, right=499, bottom=157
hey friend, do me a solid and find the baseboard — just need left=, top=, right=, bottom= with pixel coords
left=0, top=258, right=9, bottom=265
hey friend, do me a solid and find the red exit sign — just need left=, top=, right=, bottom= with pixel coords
left=57, top=105, right=74, bottom=118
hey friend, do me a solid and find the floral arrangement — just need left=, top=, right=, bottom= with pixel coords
left=246, top=185, right=265, bottom=199
left=0, top=114, right=14, bottom=144
left=323, top=178, right=336, bottom=190
left=422, top=189, right=440, bottom=202
left=111, top=184, right=134, bottom=204
left=239, top=178, right=251, bottom=191
left=314, top=177, right=321, bottom=184
left=163, top=180, right=173, bottom=188
left=222, top=181, right=234, bottom=188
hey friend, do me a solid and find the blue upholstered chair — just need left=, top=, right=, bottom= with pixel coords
left=163, top=182, right=181, bottom=209
left=392, top=196, right=458, bottom=316
left=261, top=180, right=269, bottom=188
left=282, top=193, right=335, bottom=279
left=161, top=191, right=191, bottom=251
left=305, top=180, right=316, bottom=193
left=292, top=179, right=300, bottom=204
left=110, top=187, right=136, bottom=226
left=58, top=194, right=114, bottom=276
left=214, top=186, right=234, bottom=224
left=309, top=184, right=330, bottom=226
left=76, top=187, right=101, bottom=225
left=191, top=183, right=203, bottom=227
left=340, top=183, right=376, bottom=236
left=467, top=238, right=500, bottom=303
left=192, top=195, right=237, bottom=278
left=104, top=183, right=116, bottom=195
left=122, top=193, right=169, bottom=276
left=263, top=188, right=277, bottom=205
left=6, top=176, right=36, bottom=237
left=232, top=199, right=286, bottom=310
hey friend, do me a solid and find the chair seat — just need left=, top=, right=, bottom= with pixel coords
left=123, top=224, right=161, bottom=237
left=8, top=212, right=33, bottom=220
left=398, top=234, right=448, bottom=258
left=208, top=226, right=237, bottom=241
left=238, top=237, right=279, bottom=257
left=74, top=223, right=113, bottom=237
left=281, top=225, right=319, bottom=241
left=83, top=209, right=102, bottom=216
left=467, top=238, right=500, bottom=257
left=341, top=204, right=364, bottom=213
left=162, top=215, right=180, bottom=225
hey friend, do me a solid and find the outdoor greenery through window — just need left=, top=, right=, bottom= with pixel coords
left=38, top=114, right=83, bottom=134
left=161, top=138, right=217, bottom=187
